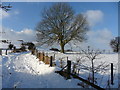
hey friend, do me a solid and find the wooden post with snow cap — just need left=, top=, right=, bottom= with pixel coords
left=50, top=56, right=53, bottom=67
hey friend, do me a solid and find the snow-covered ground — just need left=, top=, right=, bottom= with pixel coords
left=42, top=50, right=119, bottom=88
left=1, top=50, right=119, bottom=88
left=2, top=52, right=81, bottom=88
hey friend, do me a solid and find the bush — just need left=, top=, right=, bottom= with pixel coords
left=27, top=43, right=35, bottom=51
left=20, top=45, right=26, bottom=51
left=8, top=44, right=14, bottom=49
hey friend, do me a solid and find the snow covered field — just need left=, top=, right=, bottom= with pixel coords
left=1, top=50, right=119, bottom=88
left=42, top=50, right=119, bottom=88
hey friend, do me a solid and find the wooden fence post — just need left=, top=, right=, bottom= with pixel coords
left=40, top=52, right=42, bottom=61
left=0, top=50, right=2, bottom=55
left=54, top=54, right=55, bottom=60
left=67, top=57, right=68, bottom=61
left=42, top=52, right=44, bottom=62
left=39, top=52, right=42, bottom=61
left=41, top=52, right=43, bottom=61
left=50, top=56, right=53, bottom=67
left=6, top=49, right=7, bottom=55
left=67, top=60, right=71, bottom=79
left=37, top=52, right=40, bottom=59
left=38, top=53, right=41, bottom=60
left=111, top=63, right=114, bottom=85
left=35, top=49, right=38, bottom=57
left=72, top=63, right=76, bottom=74
left=45, top=55, right=48, bottom=64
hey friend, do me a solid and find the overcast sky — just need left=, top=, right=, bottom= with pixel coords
left=0, top=2, right=118, bottom=50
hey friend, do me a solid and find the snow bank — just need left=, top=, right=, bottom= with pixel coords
left=2, top=52, right=81, bottom=88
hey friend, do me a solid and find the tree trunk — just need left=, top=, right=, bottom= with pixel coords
left=60, top=43, right=65, bottom=53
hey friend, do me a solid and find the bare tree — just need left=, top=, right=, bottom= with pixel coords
left=110, top=37, right=120, bottom=53
left=77, top=46, right=109, bottom=84
left=36, top=3, right=89, bottom=53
